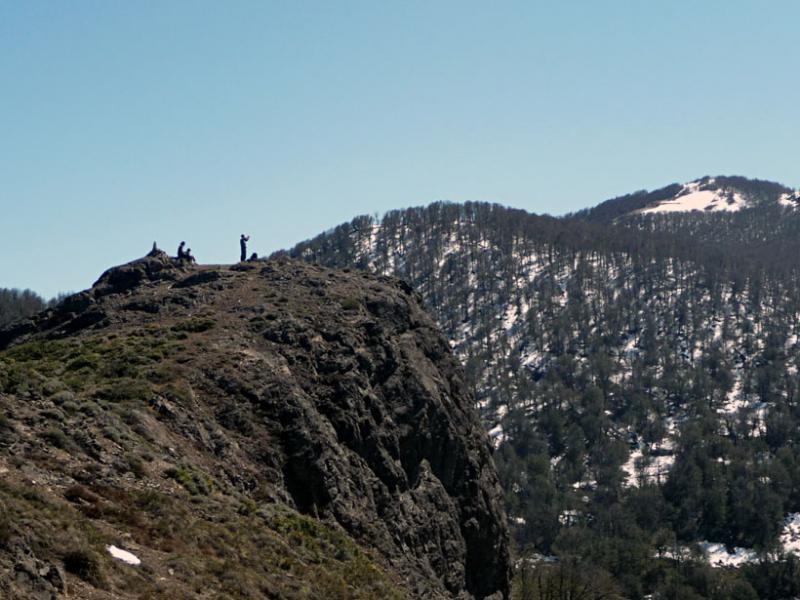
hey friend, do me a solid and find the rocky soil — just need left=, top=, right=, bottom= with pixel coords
left=0, top=250, right=510, bottom=599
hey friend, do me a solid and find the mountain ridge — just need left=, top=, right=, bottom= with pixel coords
left=573, top=175, right=798, bottom=222
left=0, top=251, right=510, bottom=599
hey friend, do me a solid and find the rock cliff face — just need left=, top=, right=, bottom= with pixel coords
left=0, top=252, right=510, bottom=599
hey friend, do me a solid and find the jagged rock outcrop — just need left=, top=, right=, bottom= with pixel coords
left=0, top=255, right=510, bottom=599
left=0, top=250, right=189, bottom=351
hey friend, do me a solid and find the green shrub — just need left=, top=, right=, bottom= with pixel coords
left=63, top=548, right=106, bottom=587
left=79, top=401, right=100, bottom=417
left=100, top=358, right=141, bottom=379
left=94, top=378, right=151, bottom=403
left=65, top=354, right=100, bottom=372
left=162, top=383, right=192, bottom=404
left=125, top=454, right=146, bottom=479
left=41, top=428, right=69, bottom=449
left=60, top=400, right=79, bottom=414
left=165, top=466, right=213, bottom=496
left=171, top=318, right=216, bottom=334
left=40, top=409, right=64, bottom=421
left=340, top=297, right=361, bottom=311
left=0, top=365, right=37, bottom=395
left=145, top=367, right=175, bottom=384
left=120, top=408, right=142, bottom=426
left=6, top=341, right=57, bottom=362
left=102, top=426, right=124, bottom=444
left=51, top=390, right=76, bottom=405
left=42, top=378, right=66, bottom=396
left=0, top=510, right=12, bottom=549
left=64, top=485, right=101, bottom=505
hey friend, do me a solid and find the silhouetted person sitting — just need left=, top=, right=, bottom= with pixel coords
left=240, top=234, right=250, bottom=262
left=185, top=248, right=196, bottom=264
left=177, top=241, right=187, bottom=260
left=248, top=252, right=258, bottom=262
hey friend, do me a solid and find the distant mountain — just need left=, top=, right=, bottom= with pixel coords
left=574, top=176, right=800, bottom=281
left=575, top=175, right=798, bottom=222
left=281, top=187, right=800, bottom=599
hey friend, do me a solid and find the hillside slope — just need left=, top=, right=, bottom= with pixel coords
left=0, top=251, right=509, bottom=599
left=284, top=199, right=800, bottom=598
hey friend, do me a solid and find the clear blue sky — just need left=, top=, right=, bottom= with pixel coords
left=2, top=1, right=798, bottom=297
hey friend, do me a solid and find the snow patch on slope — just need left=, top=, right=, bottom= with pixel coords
left=107, top=545, right=141, bottom=565
left=696, top=514, right=800, bottom=568
left=779, top=191, right=800, bottom=208
left=782, top=513, right=800, bottom=554
left=699, top=541, right=758, bottom=568
left=622, top=449, right=674, bottom=487
left=639, top=180, right=747, bottom=215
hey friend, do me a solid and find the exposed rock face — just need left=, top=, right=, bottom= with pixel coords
left=0, top=251, right=185, bottom=351
left=0, top=256, right=510, bottom=599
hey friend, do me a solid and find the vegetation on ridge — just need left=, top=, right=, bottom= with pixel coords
left=0, top=326, right=407, bottom=599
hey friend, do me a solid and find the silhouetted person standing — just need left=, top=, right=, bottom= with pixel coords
left=240, top=234, right=250, bottom=262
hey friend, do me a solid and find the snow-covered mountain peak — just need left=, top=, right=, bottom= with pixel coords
left=637, top=179, right=747, bottom=215
left=631, top=177, right=798, bottom=216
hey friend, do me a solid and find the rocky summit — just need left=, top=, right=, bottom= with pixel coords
left=0, top=250, right=510, bottom=599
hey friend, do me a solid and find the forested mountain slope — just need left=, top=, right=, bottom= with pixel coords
left=0, top=288, right=48, bottom=327
left=283, top=192, right=800, bottom=598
